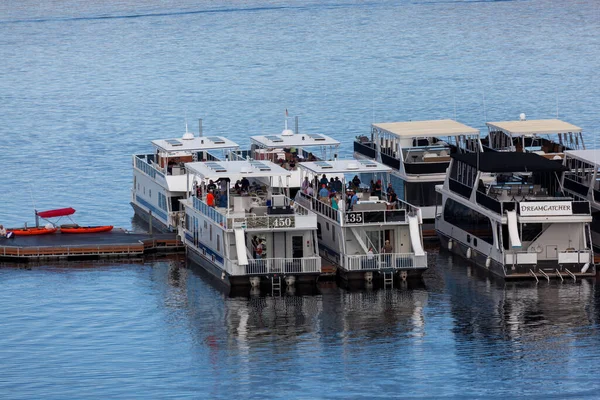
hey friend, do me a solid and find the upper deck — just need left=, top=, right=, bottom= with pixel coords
left=354, top=119, right=480, bottom=178
left=483, top=118, right=584, bottom=157
left=183, top=160, right=317, bottom=231
left=563, top=149, right=600, bottom=205
left=133, top=134, right=240, bottom=192
left=296, top=159, right=421, bottom=226
left=443, top=152, right=591, bottom=220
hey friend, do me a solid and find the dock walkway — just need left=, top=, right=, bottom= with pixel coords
left=0, top=229, right=183, bottom=261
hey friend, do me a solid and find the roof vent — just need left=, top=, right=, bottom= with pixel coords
left=281, top=128, right=294, bottom=136
left=347, top=163, right=359, bottom=170
left=519, top=113, right=526, bottom=121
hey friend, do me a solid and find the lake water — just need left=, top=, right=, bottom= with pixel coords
left=1, top=0, right=599, bottom=398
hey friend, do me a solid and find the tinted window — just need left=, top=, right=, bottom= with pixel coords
left=443, top=198, right=494, bottom=245
left=405, top=181, right=440, bottom=207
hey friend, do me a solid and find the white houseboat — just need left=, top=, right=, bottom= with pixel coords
left=294, top=159, right=427, bottom=285
left=436, top=152, right=594, bottom=280
left=353, top=119, right=480, bottom=233
left=239, top=129, right=341, bottom=193
left=562, top=149, right=600, bottom=251
left=179, top=160, right=321, bottom=290
left=482, top=117, right=585, bottom=156
left=131, top=129, right=239, bottom=232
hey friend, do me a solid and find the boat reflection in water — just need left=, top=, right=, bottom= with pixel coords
left=437, top=250, right=596, bottom=349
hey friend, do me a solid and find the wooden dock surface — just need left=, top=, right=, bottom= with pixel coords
left=0, top=229, right=183, bottom=261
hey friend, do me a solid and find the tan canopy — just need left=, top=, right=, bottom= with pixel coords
left=486, top=119, right=582, bottom=136
left=372, top=119, right=479, bottom=138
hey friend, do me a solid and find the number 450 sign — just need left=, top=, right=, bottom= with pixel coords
left=270, top=216, right=294, bottom=228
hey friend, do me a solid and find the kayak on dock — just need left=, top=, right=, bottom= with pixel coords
left=60, top=225, right=114, bottom=234
left=10, top=226, right=58, bottom=236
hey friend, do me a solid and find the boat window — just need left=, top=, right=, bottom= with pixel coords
left=521, top=223, right=543, bottom=242
left=217, top=234, right=220, bottom=251
left=405, top=182, right=440, bottom=207
left=332, top=225, right=335, bottom=243
left=317, top=223, right=322, bottom=240
left=443, top=198, right=494, bottom=245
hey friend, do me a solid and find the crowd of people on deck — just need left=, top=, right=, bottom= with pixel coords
left=271, top=148, right=317, bottom=171
left=300, top=174, right=399, bottom=211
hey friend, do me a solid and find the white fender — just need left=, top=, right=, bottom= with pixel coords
left=485, top=257, right=491, bottom=268
left=448, top=239, right=453, bottom=251
left=581, top=263, right=590, bottom=273
left=466, top=248, right=472, bottom=259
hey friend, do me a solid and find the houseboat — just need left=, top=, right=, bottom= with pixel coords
left=435, top=152, right=594, bottom=280
left=179, top=160, right=321, bottom=290
left=562, top=149, right=600, bottom=251
left=482, top=117, right=585, bottom=156
left=238, top=128, right=340, bottom=194
left=353, top=119, right=480, bottom=233
left=131, top=127, right=239, bottom=232
left=294, top=159, right=427, bottom=285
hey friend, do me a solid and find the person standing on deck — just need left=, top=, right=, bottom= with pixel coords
left=0, top=225, right=6, bottom=238
left=206, top=190, right=215, bottom=207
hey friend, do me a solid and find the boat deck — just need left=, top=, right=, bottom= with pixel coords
left=0, top=229, right=183, bottom=261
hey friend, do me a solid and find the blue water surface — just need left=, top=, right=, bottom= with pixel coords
left=1, top=0, right=599, bottom=398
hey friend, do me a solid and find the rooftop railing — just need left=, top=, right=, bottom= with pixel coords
left=134, top=154, right=165, bottom=180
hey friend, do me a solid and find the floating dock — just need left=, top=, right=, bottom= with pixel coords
left=0, top=229, right=183, bottom=261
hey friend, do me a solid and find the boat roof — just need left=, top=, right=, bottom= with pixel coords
left=298, top=159, right=392, bottom=175
left=372, top=119, right=479, bottom=138
left=565, top=149, right=600, bottom=166
left=451, top=152, right=568, bottom=173
left=250, top=133, right=340, bottom=148
left=185, top=160, right=291, bottom=180
left=152, top=136, right=239, bottom=153
left=486, top=119, right=582, bottom=136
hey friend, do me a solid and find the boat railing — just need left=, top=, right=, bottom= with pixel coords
left=296, top=192, right=341, bottom=223
left=344, top=252, right=427, bottom=271
left=224, top=257, right=321, bottom=276
left=192, top=196, right=228, bottom=228
left=353, top=140, right=377, bottom=159
left=134, top=154, right=165, bottom=180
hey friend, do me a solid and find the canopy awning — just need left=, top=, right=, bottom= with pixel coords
left=372, top=119, right=479, bottom=138
left=486, top=119, right=582, bottom=136
left=451, top=152, right=568, bottom=173
left=36, top=207, right=76, bottom=218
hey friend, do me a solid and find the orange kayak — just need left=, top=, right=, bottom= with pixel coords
left=60, top=225, right=114, bottom=234
left=10, top=227, right=58, bottom=236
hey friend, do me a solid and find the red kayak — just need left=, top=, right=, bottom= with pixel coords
left=10, top=227, right=58, bottom=236
left=60, top=225, right=113, bottom=234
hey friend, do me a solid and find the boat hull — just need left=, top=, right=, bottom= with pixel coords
left=437, top=230, right=596, bottom=280
left=130, top=202, right=172, bottom=233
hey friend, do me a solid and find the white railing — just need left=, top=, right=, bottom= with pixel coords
left=344, top=252, right=427, bottom=271
left=505, top=252, right=537, bottom=265
left=558, top=251, right=591, bottom=264
left=134, top=155, right=165, bottom=180
left=223, top=257, right=321, bottom=276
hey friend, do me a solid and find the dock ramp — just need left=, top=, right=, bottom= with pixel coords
left=506, top=210, right=522, bottom=248
left=408, top=215, right=425, bottom=256
left=234, top=228, right=248, bottom=266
